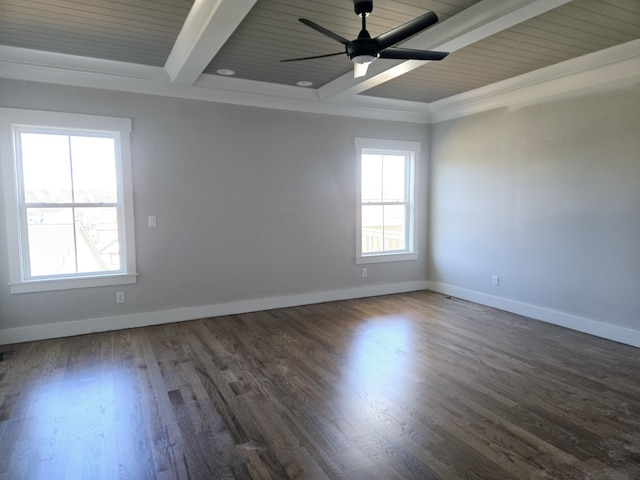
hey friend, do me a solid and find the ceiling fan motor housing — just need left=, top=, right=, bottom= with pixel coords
left=347, top=39, right=380, bottom=63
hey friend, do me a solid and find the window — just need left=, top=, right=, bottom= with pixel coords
left=1, top=108, right=137, bottom=293
left=355, top=138, right=419, bottom=264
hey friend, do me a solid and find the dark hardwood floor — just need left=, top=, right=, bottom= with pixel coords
left=1, top=291, right=639, bottom=479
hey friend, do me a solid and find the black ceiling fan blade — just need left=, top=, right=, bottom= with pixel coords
left=375, top=11, right=439, bottom=50
left=280, top=52, right=345, bottom=62
left=379, top=47, right=448, bottom=61
left=299, top=18, right=350, bottom=46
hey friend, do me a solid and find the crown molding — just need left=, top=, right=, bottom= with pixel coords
left=1, top=40, right=639, bottom=125
left=0, top=45, right=431, bottom=123
left=428, top=38, right=640, bottom=123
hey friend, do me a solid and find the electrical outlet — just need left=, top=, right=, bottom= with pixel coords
left=362, top=268, right=368, bottom=278
left=116, top=291, right=125, bottom=304
left=492, top=275, right=500, bottom=287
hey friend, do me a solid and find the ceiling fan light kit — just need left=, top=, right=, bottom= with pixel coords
left=281, top=0, right=449, bottom=78
left=352, top=55, right=377, bottom=64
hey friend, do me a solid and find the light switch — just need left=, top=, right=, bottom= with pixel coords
left=148, top=215, right=157, bottom=227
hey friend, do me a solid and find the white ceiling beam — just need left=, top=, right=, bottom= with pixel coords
left=164, top=0, right=257, bottom=85
left=318, top=0, right=573, bottom=101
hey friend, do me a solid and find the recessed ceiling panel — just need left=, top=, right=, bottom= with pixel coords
left=205, top=0, right=481, bottom=88
left=362, top=0, right=640, bottom=103
left=0, top=0, right=194, bottom=66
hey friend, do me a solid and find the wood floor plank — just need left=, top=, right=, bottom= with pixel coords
left=1, top=291, right=640, bottom=479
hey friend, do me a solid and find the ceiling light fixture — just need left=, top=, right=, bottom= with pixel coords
left=216, top=68, right=235, bottom=76
left=296, top=81, right=313, bottom=87
left=280, top=0, right=447, bottom=79
left=351, top=54, right=377, bottom=64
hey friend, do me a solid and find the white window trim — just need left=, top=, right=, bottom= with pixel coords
left=1, top=108, right=138, bottom=294
left=355, top=137, right=420, bottom=264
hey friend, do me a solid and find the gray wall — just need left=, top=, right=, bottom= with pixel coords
left=429, top=83, right=640, bottom=331
left=2, top=77, right=639, bottom=341
left=0, top=79, right=429, bottom=332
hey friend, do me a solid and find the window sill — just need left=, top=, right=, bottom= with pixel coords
left=9, top=273, right=138, bottom=294
left=356, top=252, right=418, bottom=264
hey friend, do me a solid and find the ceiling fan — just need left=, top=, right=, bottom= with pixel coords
left=281, top=0, right=449, bottom=78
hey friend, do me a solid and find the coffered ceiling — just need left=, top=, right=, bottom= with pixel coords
left=1, top=0, right=639, bottom=122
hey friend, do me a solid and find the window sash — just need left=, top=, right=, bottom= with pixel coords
left=20, top=204, right=124, bottom=280
left=360, top=149, right=412, bottom=256
left=361, top=201, right=410, bottom=254
left=15, top=127, right=127, bottom=280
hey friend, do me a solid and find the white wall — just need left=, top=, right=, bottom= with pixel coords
left=0, top=79, right=429, bottom=342
left=428, top=82, right=640, bottom=344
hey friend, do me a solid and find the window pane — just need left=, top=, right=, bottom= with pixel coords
left=361, top=153, right=382, bottom=202
left=362, top=205, right=383, bottom=253
left=27, top=208, right=76, bottom=277
left=384, top=205, right=406, bottom=251
left=75, top=207, right=121, bottom=272
left=26, top=207, right=121, bottom=277
left=71, top=136, right=118, bottom=203
left=382, top=155, right=406, bottom=202
left=21, top=133, right=72, bottom=203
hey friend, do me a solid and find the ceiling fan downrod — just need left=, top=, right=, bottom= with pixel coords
left=351, top=0, right=378, bottom=65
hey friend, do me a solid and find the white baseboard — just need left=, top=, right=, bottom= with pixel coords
left=426, top=281, right=640, bottom=349
left=5, top=280, right=637, bottom=349
left=0, top=281, right=429, bottom=345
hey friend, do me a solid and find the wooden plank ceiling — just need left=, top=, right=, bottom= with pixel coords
left=204, top=0, right=481, bottom=88
left=0, top=0, right=638, bottom=105
left=0, top=0, right=194, bottom=66
left=364, top=0, right=640, bottom=102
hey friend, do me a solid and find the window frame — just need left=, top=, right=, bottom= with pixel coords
left=1, top=108, right=137, bottom=294
left=355, top=137, right=419, bottom=264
